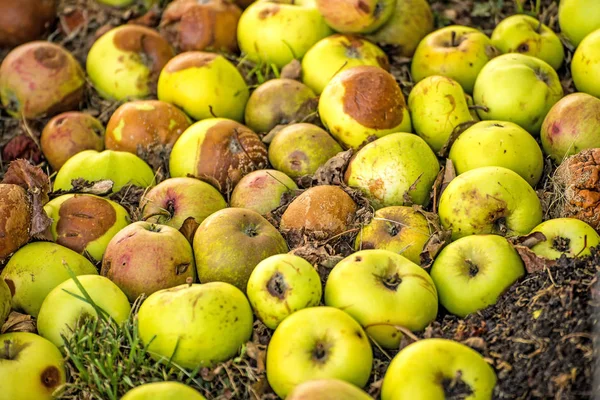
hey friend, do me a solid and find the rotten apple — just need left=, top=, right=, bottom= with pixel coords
left=0, top=0, right=57, bottom=48
left=316, top=0, right=395, bottom=34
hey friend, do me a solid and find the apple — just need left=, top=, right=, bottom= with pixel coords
left=0, top=332, right=66, bottom=400
left=325, top=249, right=438, bottom=348
left=411, top=26, right=500, bottom=93
left=319, top=65, right=412, bottom=149
left=244, top=79, right=317, bottom=133
left=381, top=338, right=496, bottom=400
left=438, top=166, right=543, bottom=240
left=0, top=279, right=10, bottom=326
left=0, top=0, right=56, bottom=47
left=287, top=379, right=372, bottom=400
left=408, top=75, right=475, bottom=152
left=529, top=218, right=600, bottom=260
left=0, top=184, right=31, bottom=260
left=558, top=0, right=600, bottom=47
left=0, top=242, right=97, bottom=317
left=237, top=0, right=333, bottom=68
left=572, top=29, right=600, bottom=99
left=37, top=275, right=131, bottom=347
left=316, top=0, right=395, bottom=34
left=541, top=93, right=600, bottom=164
left=301, top=34, right=389, bottom=95
left=0, top=41, right=85, bottom=118
left=140, top=177, right=227, bottom=230
left=449, top=120, right=544, bottom=186
left=355, top=206, right=431, bottom=265
left=87, top=25, right=175, bottom=101
left=266, top=306, right=373, bottom=398
left=491, top=14, right=565, bottom=70
left=366, top=0, right=434, bottom=58
left=194, top=208, right=288, bottom=290
left=122, top=382, right=207, bottom=400
left=138, top=282, right=253, bottom=369
left=246, top=253, right=322, bottom=329
left=158, top=52, right=249, bottom=122
left=268, top=123, right=343, bottom=179
left=344, top=133, right=440, bottom=209
left=230, top=169, right=298, bottom=216
left=473, top=53, right=563, bottom=135
left=53, top=150, right=156, bottom=192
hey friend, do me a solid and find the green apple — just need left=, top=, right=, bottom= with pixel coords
left=316, top=0, right=395, bottom=34
left=1, top=242, right=97, bottom=318
left=266, top=306, right=373, bottom=398
left=158, top=52, right=249, bottom=122
left=355, top=206, right=432, bottom=264
left=381, top=338, right=496, bottom=400
left=287, top=379, right=372, bottom=400
left=411, top=25, right=500, bottom=93
left=572, top=29, right=600, bottom=99
left=121, top=382, right=206, bottom=400
left=408, top=75, right=475, bottom=152
left=431, top=234, right=525, bottom=317
left=230, top=169, right=298, bottom=216
left=0, top=279, right=10, bottom=327
left=473, top=53, right=564, bottom=135
left=449, top=120, right=544, bottom=186
left=237, top=0, right=333, bottom=68
left=325, top=249, right=438, bottom=348
left=246, top=254, right=322, bottom=329
left=0, top=332, right=66, bottom=400
left=302, top=34, right=389, bottom=94
left=137, top=282, right=253, bottom=369
left=558, top=0, right=600, bottom=47
left=319, top=65, right=412, bottom=149
left=541, top=93, right=600, bottom=163
left=344, top=133, right=440, bottom=209
left=268, top=123, right=343, bottom=179
left=44, top=194, right=131, bottom=262
left=439, top=166, right=543, bottom=240
left=529, top=218, right=600, bottom=260
left=491, top=14, right=565, bottom=70
left=37, top=275, right=131, bottom=347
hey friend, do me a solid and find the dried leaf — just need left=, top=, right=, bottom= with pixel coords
left=514, top=231, right=547, bottom=248
left=261, top=124, right=287, bottom=144
left=437, top=121, right=478, bottom=158
left=136, top=143, right=171, bottom=182
left=311, top=149, right=354, bottom=186
left=51, top=178, right=115, bottom=198
left=280, top=59, right=302, bottom=80
left=420, top=229, right=452, bottom=268
left=245, top=341, right=266, bottom=374
left=179, top=217, right=199, bottom=244
left=441, top=158, right=456, bottom=195
left=514, top=245, right=557, bottom=273
left=1, top=311, right=36, bottom=334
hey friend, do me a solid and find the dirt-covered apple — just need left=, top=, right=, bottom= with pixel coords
left=0, top=41, right=85, bottom=118
left=529, top=218, right=600, bottom=260
left=137, top=282, right=253, bottom=368
left=381, top=338, right=496, bottom=400
left=266, top=306, right=373, bottom=398
left=287, top=379, right=372, bottom=400
left=0, top=279, right=10, bottom=327
left=0, top=0, right=57, bottom=47
left=571, top=29, right=600, bottom=99
left=86, top=25, right=174, bottom=100
left=439, top=166, right=543, bottom=240
left=558, top=0, right=600, bottom=47
left=230, top=169, right=298, bottom=216
left=316, top=0, right=395, bottom=34
left=122, top=382, right=207, bottom=400
left=319, top=66, right=412, bottom=149
left=246, top=254, right=322, bottom=329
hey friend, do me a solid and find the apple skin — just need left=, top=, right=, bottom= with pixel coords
left=121, top=382, right=207, bottom=400
left=140, top=177, right=227, bottom=230
left=266, top=306, right=373, bottom=398
left=193, top=208, right=288, bottom=291
left=449, top=120, right=544, bottom=187
left=137, top=282, right=254, bottom=369
left=302, top=34, right=389, bottom=95
left=37, top=275, right=131, bottom=347
left=246, top=253, right=322, bottom=329
left=430, top=234, right=525, bottom=317
left=0, top=332, right=66, bottom=400
left=237, top=0, right=333, bottom=68
left=381, top=338, right=496, bottom=400
left=287, top=379, right=372, bottom=400
left=0, top=0, right=56, bottom=47
left=0, top=279, right=10, bottom=326
left=438, top=166, right=543, bottom=240
left=572, top=29, right=600, bottom=99
left=408, top=75, right=475, bottom=152
left=529, top=218, right=600, bottom=260
left=230, top=169, right=298, bottom=216
left=344, top=132, right=440, bottom=209
left=411, top=25, right=500, bottom=94
left=558, top=0, right=600, bottom=47
left=316, top=0, right=395, bottom=34
left=473, top=53, right=563, bottom=135
left=325, top=249, right=438, bottom=348
left=53, top=150, right=156, bottom=192
left=319, top=65, right=412, bottom=150
left=491, top=14, right=565, bottom=70
left=0, top=242, right=98, bottom=318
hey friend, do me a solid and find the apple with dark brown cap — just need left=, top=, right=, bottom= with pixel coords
left=230, top=169, right=298, bottom=216
left=0, top=0, right=57, bottom=47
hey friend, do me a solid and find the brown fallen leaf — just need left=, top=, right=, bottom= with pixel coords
left=1, top=311, right=36, bottom=334
left=514, top=245, right=557, bottom=273
left=179, top=217, right=199, bottom=245
left=50, top=178, right=115, bottom=198
left=437, top=121, right=478, bottom=158
left=513, top=231, right=547, bottom=248
left=280, top=59, right=302, bottom=80
left=420, top=229, right=452, bottom=268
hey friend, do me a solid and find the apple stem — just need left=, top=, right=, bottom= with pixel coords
left=186, top=277, right=193, bottom=287
left=535, top=19, right=543, bottom=34
left=465, top=259, right=479, bottom=277
left=3, top=340, right=12, bottom=360
left=468, top=104, right=489, bottom=112
left=312, top=342, right=328, bottom=362
left=451, top=31, right=458, bottom=47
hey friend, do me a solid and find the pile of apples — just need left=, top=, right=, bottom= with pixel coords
left=1, top=0, right=600, bottom=398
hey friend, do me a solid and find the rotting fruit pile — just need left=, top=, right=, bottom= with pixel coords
left=0, top=0, right=598, bottom=399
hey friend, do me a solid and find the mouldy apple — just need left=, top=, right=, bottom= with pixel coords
left=287, top=379, right=372, bottom=400
left=558, top=0, right=600, bottom=47
left=230, top=169, right=298, bottom=216
left=529, top=218, right=600, bottom=260
left=316, top=0, right=395, bottom=34
left=571, top=29, right=600, bottom=99
left=0, top=279, right=10, bottom=327
left=0, top=41, right=85, bottom=118
left=122, top=382, right=207, bottom=400
left=137, top=282, right=254, bottom=369
left=0, top=0, right=57, bottom=47
left=319, top=65, right=412, bottom=149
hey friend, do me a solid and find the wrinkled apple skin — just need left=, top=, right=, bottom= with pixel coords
left=431, top=234, right=525, bottom=317
left=121, top=382, right=207, bottom=400
left=0, top=0, right=57, bottom=48
left=572, top=29, right=600, bottom=99
left=0, top=279, right=10, bottom=327
left=316, top=0, right=395, bottom=34
left=558, top=0, right=600, bottom=47
left=438, top=166, right=543, bottom=240
left=230, top=169, right=298, bottom=216
left=137, top=282, right=254, bottom=369
left=0, top=184, right=31, bottom=260
left=0, top=242, right=98, bottom=318
left=287, top=379, right=372, bottom=400
left=530, top=218, right=600, bottom=260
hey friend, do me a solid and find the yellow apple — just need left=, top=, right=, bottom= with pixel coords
left=558, top=0, right=600, bottom=47
left=572, top=29, right=600, bottom=99
left=121, top=382, right=206, bottom=400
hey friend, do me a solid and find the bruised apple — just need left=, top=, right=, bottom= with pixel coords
left=230, top=169, right=298, bottom=216
left=0, top=0, right=57, bottom=47
left=316, top=0, right=395, bottom=34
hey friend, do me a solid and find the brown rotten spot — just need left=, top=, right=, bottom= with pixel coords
left=0, top=0, right=57, bottom=47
